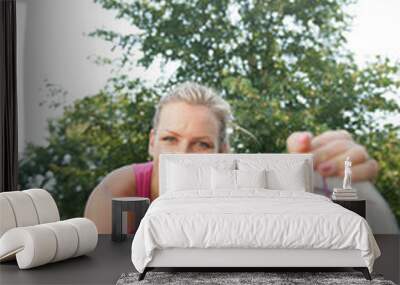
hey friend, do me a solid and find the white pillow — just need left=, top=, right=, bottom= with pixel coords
left=237, top=159, right=307, bottom=191
left=236, top=169, right=267, bottom=189
left=165, top=159, right=237, bottom=192
left=166, top=161, right=211, bottom=191
left=211, top=168, right=268, bottom=191
left=211, top=168, right=236, bottom=190
left=267, top=167, right=306, bottom=191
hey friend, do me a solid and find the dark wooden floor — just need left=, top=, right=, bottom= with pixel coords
left=0, top=235, right=398, bottom=284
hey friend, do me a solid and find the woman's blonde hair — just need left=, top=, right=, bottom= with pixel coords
left=151, top=82, right=234, bottom=151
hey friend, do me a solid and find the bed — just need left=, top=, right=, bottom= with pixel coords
left=131, top=153, right=381, bottom=281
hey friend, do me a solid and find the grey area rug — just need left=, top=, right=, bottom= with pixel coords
left=116, top=271, right=396, bottom=285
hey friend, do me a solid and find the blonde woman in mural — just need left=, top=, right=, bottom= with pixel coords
left=84, top=82, right=399, bottom=234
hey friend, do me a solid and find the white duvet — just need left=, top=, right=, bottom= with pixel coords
left=131, top=190, right=381, bottom=273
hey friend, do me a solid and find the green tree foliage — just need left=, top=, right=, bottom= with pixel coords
left=19, top=78, right=159, bottom=218
left=19, top=0, right=399, bottom=224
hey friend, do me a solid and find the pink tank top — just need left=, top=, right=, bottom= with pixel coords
left=132, top=161, right=153, bottom=199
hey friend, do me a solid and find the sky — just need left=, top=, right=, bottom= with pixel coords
left=345, top=0, right=400, bottom=66
left=345, top=0, right=400, bottom=126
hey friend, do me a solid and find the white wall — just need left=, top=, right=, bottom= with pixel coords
left=16, top=0, right=147, bottom=158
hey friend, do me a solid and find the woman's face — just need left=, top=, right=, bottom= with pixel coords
left=149, top=101, right=227, bottom=167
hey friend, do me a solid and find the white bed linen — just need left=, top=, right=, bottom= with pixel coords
left=131, top=190, right=380, bottom=273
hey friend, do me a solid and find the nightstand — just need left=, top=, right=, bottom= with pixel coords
left=112, top=197, right=150, bottom=242
left=332, top=199, right=366, bottom=218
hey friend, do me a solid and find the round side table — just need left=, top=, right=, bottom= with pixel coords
left=112, top=197, right=150, bottom=242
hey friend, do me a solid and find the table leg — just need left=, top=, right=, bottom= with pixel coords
left=112, top=201, right=124, bottom=241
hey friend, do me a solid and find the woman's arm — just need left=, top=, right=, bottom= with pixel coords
left=286, top=130, right=398, bottom=233
left=84, top=165, right=136, bottom=234
left=313, top=171, right=399, bottom=234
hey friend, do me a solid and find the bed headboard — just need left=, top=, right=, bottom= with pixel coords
left=159, top=153, right=313, bottom=195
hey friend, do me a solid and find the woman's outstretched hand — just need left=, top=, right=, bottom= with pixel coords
left=286, top=130, right=379, bottom=182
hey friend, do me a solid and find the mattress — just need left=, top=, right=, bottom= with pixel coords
left=131, top=189, right=381, bottom=273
